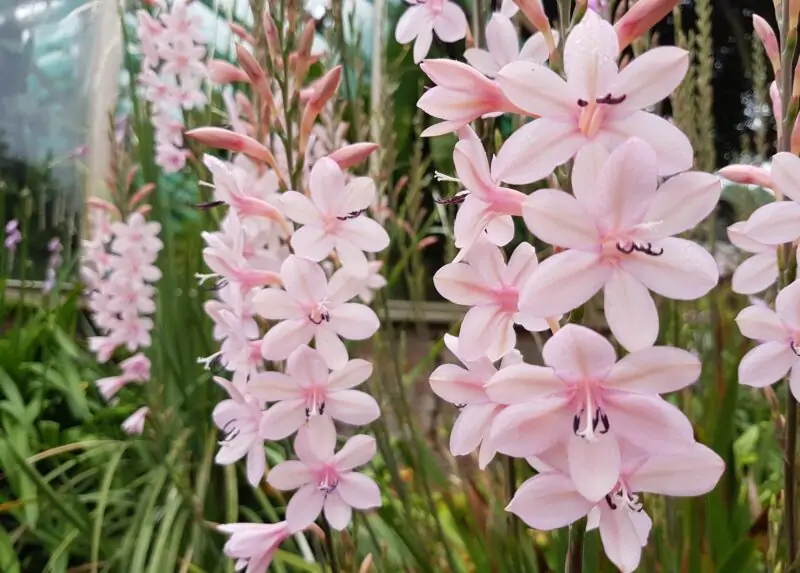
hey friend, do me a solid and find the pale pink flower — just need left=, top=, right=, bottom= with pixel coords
left=736, top=280, right=800, bottom=399
left=280, top=158, right=389, bottom=279
left=253, top=256, right=380, bottom=369
left=449, top=126, right=527, bottom=255
left=394, top=0, right=468, bottom=63
left=218, top=521, right=291, bottom=573
left=136, top=11, right=164, bottom=69
left=510, top=440, right=723, bottom=573
left=212, top=376, right=269, bottom=486
left=254, top=345, right=380, bottom=439
left=153, top=112, right=185, bottom=146
left=160, top=0, right=205, bottom=44
left=493, top=11, right=692, bottom=184
left=172, top=79, right=208, bottom=111
left=356, top=261, right=387, bottom=304
left=4, top=219, right=21, bottom=252
left=727, top=222, right=779, bottom=295
left=267, top=415, right=381, bottom=531
left=434, top=241, right=550, bottom=361
left=106, top=281, right=157, bottom=315
left=160, top=36, right=207, bottom=84
left=429, top=334, right=522, bottom=467
left=743, top=153, right=800, bottom=244
left=520, top=138, right=720, bottom=351
left=122, top=406, right=149, bottom=435
left=156, top=143, right=188, bottom=173
left=487, top=324, right=700, bottom=501
left=115, top=312, right=154, bottom=352
left=96, top=353, right=151, bottom=400
left=465, top=13, right=553, bottom=78
left=88, top=335, right=119, bottom=364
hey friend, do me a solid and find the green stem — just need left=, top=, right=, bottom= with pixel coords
left=565, top=522, right=585, bottom=573
left=321, top=520, right=340, bottom=573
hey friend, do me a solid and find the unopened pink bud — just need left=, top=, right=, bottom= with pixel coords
left=718, top=165, right=774, bottom=189
left=770, top=81, right=783, bottom=139
left=299, top=66, right=342, bottom=151
left=235, top=45, right=276, bottom=113
left=328, top=143, right=379, bottom=169
left=615, top=0, right=680, bottom=51
left=753, top=15, right=780, bottom=75
left=186, top=127, right=283, bottom=182
left=791, top=115, right=800, bottom=155
left=229, top=22, right=256, bottom=45
left=87, top=198, right=121, bottom=216
left=129, top=183, right=156, bottom=208
left=208, top=59, right=249, bottom=84
left=512, top=0, right=556, bottom=54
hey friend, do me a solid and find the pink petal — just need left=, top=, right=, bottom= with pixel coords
left=414, top=28, right=435, bottom=63
left=261, top=400, right=307, bottom=440
left=345, top=177, right=377, bottom=211
left=281, top=256, right=327, bottom=304
left=520, top=250, right=610, bottom=317
left=732, top=252, right=778, bottom=295
left=249, top=372, right=300, bottom=401
left=485, top=13, right=518, bottom=67
left=738, top=342, right=796, bottom=388
left=337, top=473, right=382, bottom=509
left=434, top=262, right=493, bottom=305
left=568, top=434, right=621, bottom=502
left=605, top=346, right=701, bottom=394
left=485, top=214, right=515, bottom=246
left=337, top=217, right=390, bottom=253
left=335, top=239, right=370, bottom=279
left=314, top=327, right=349, bottom=369
left=444, top=333, right=498, bottom=376
left=790, top=366, right=800, bottom=402
left=620, top=237, right=718, bottom=300
left=496, top=62, right=576, bottom=118
left=433, top=2, right=468, bottom=42
left=744, top=201, right=800, bottom=244
left=627, top=442, right=724, bottom=496
left=522, top=189, right=598, bottom=249
left=310, top=157, right=346, bottom=214
left=603, top=393, right=694, bottom=454
left=572, top=140, right=611, bottom=213
left=281, top=191, right=319, bottom=225
left=459, top=304, right=516, bottom=361
left=323, top=492, right=353, bottom=531
left=453, top=138, right=495, bottom=199
left=430, top=364, right=489, bottom=404
left=507, top=473, right=593, bottom=530
left=595, top=138, right=657, bottom=232
left=611, top=47, right=689, bottom=111
left=603, top=270, right=658, bottom=352
left=215, top=435, right=252, bottom=464
left=328, top=359, right=373, bottom=390
left=543, top=323, right=617, bottom=379
left=492, top=118, right=585, bottom=185
left=395, top=5, right=431, bottom=43
left=518, top=33, right=549, bottom=62
left=326, top=267, right=363, bottom=304
left=333, top=434, right=377, bottom=470
left=261, top=320, right=316, bottom=361
left=564, top=11, right=619, bottom=100
left=599, top=507, right=645, bottom=573
left=325, top=390, right=381, bottom=425
left=450, top=402, right=502, bottom=456
left=291, top=225, right=336, bottom=261
left=287, top=344, right=330, bottom=384
left=296, top=415, right=337, bottom=463
left=502, top=241, right=539, bottom=286
left=267, top=460, right=313, bottom=490
left=642, top=171, right=722, bottom=238
left=489, top=396, right=573, bottom=458
left=466, top=241, right=506, bottom=284
left=776, top=278, right=800, bottom=331
left=286, top=484, right=326, bottom=532
left=485, top=364, right=565, bottom=404
left=328, top=303, right=380, bottom=339
left=603, top=111, right=693, bottom=176
left=464, top=48, right=500, bottom=77
left=252, top=288, right=304, bottom=320
left=735, top=305, right=787, bottom=342
left=244, top=445, right=264, bottom=488
left=770, top=151, right=800, bottom=203
left=453, top=197, right=492, bottom=253
left=727, top=221, right=770, bottom=253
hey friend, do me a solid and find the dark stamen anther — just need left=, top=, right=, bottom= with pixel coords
left=319, top=402, right=325, bottom=415
left=573, top=411, right=582, bottom=434
left=616, top=242, right=635, bottom=254
left=308, top=312, right=331, bottom=325
left=596, top=93, right=627, bottom=105
left=599, top=412, right=610, bottom=434
left=196, top=200, right=226, bottom=210
left=305, top=407, right=310, bottom=418
left=219, top=419, right=240, bottom=444
left=577, top=99, right=589, bottom=107
left=337, top=209, right=367, bottom=221
left=454, top=403, right=466, bottom=410
left=792, top=342, right=800, bottom=357
left=592, top=407, right=601, bottom=431
left=605, top=494, right=617, bottom=510
left=435, top=193, right=468, bottom=205
left=617, top=241, right=663, bottom=257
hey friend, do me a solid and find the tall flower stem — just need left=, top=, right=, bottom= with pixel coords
left=565, top=521, right=585, bottom=573
left=321, top=520, right=341, bottom=573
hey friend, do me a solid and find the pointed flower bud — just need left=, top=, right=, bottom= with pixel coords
left=186, top=127, right=284, bottom=183
left=512, top=0, right=556, bottom=55
left=615, top=0, right=680, bottom=51
left=235, top=44, right=276, bottom=114
left=299, top=66, right=342, bottom=152
left=717, top=165, right=774, bottom=189
left=753, top=15, right=780, bottom=76
left=328, top=143, right=379, bottom=169
left=208, top=59, right=250, bottom=84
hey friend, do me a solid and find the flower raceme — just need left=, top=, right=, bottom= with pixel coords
left=394, top=0, right=468, bottom=63
left=520, top=138, right=720, bottom=351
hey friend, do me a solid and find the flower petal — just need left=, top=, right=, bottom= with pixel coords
left=744, top=201, right=800, bottom=244
left=485, top=363, right=565, bottom=404
left=733, top=252, right=779, bottom=295
left=434, top=261, right=494, bottom=305
left=395, top=5, right=431, bottom=43
left=776, top=279, right=800, bottom=330
left=249, top=372, right=300, bottom=401
left=738, top=342, right=796, bottom=388
left=564, top=11, right=619, bottom=100
left=413, top=28, right=434, bottom=63
left=261, top=400, right=307, bottom=440
left=310, top=158, right=346, bottom=215
left=328, top=359, right=373, bottom=390
left=507, top=473, right=593, bottom=530
left=599, top=506, right=645, bottom=573
left=261, top=320, right=315, bottom=362
left=735, top=305, right=787, bottom=342
left=485, top=13, right=518, bottom=67
left=603, top=111, right=693, bottom=176
left=336, top=217, right=390, bottom=253
left=770, top=151, right=800, bottom=203
left=267, top=460, right=313, bottom=491
left=728, top=221, right=769, bottom=253
left=464, top=48, right=500, bottom=77
left=450, top=403, right=502, bottom=456
left=328, top=303, right=380, bottom=339
left=519, top=32, right=550, bottom=63
left=642, top=171, right=721, bottom=238
left=290, top=226, right=335, bottom=262
left=345, top=177, right=377, bottom=211
left=325, top=390, right=381, bottom=425
left=286, top=484, right=326, bottom=532
left=324, top=492, right=353, bottom=531
left=281, top=191, right=319, bottom=225
left=314, top=327, right=349, bottom=369
left=252, top=288, right=304, bottom=320
left=496, top=62, right=576, bottom=118
left=430, top=363, right=489, bottom=404
left=568, top=434, right=621, bottom=502
left=337, top=473, right=382, bottom=509
left=542, top=323, right=618, bottom=379
left=333, top=434, right=376, bottom=470
left=627, top=442, right=725, bottom=496
left=433, top=2, right=468, bottom=42
left=611, top=47, right=689, bottom=111
left=603, top=393, right=694, bottom=454
left=595, top=138, right=657, bottom=232
left=281, top=255, right=327, bottom=304
left=523, top=189, right=599, bottom=249
left=604, top=270, right=659, bottom=352
left=335, top=239, right=370, bottom=279
left=459, top=304, right=516, bottom=361
left=489, top=396, right=573, bottom=458
left=605, top=346, right=701, bottom=394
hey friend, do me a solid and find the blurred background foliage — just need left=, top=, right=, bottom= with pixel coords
left=0, top=0, right=795, bottom=571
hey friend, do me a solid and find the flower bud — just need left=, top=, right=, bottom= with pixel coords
left=718, top=165, right=773, bottom=189
left=208, top=60, right=250, bottom=85
left=615, top=0, right=680, bottom=51
left=235, top=44, right=276, bottom=113
left=513, top=0, right=557, bottom=55
left=328, top=143, right=380, bottom=169
left=186, top=127, right=283, bottom=182
left=229, top=22, right=256, bottom=45
left=753, top=15, right=780, bottom=76
left=299, top=66, right=342, bottom=152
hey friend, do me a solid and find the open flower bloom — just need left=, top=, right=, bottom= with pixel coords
left=492, top=11, right=692, bottom=184
left=254, top=256, right=380, bottom=369
left=122, top=406, right=149, bottom=436
left=727, top=222, right=779, bottom=295
left=394, top=0, right=468, bottom=63
left=254, top=345, right=380, bottom=440
left=464, top=13, right=553, bottom=78
left=509, top=440, right=723, bottom=573
left=450, top=127, right=527, bottom=256
left=212, top=376, right=269, bottom=486
left=736, top=280, right=800, bottom=399
left=281, top=157, right=389, bottom=279
left=429, top=334, right=522, bottom=467
left=417, top=59, right=526, bottom=137
left=268, top=415, right=381, bottom=532
left=520, top=138, right=720, bottom=351
left=486, top=324, right=700, bottom=501
left=434, top=241, right=550, bottom=361
left=743, top=152, right=800, bottom=244
left=356, top=260, right=387, bottom=304
left=111, top=212, right=163, bottom=256
left=218, top=521, right=291, bottom=573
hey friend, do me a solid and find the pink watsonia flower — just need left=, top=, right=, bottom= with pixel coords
left=520, top=138, right=720, bottom=351
left=280, top=157, right=389, bottom=280
left=267, top=415, right=381, bottom=532
left=736, top=280, right=800, bottom=399
left=96, top=353, right=151, bottom=400
left=492, top=11, right=692, bottom=185
left=464, top=13, right=553, bottom=78
left=742, top=153, right=800, bottom=245
left=122, top=406, right=149, bottom=435
left=486, top=324, right=700, bottom=501
left=106, top=281, right=157, bottom=315
left=394, top=0, right=468, bottom=63
left=253, top=256, right=380, bottom=369
left=417, top=59, right=527, bottom=137
left=727, top=222, right=779, bottom=295
left=212, top=375, right=269, bottom=486
left=356, top=261, right=387, bottom=304
left=135, top=11, right=164, bottom=69
left=115, top=311, right=155, bottom=352
left=4, top=219, right=21, bottom=252
left=218, top=521, right=292, bottom=573
left=434, top=241, right=551, bottom=362
left=160, top=0, right=205, bottom=45
left=156, top=143, right=188, bottom=173
left=253, top=345, right=380, bottom=440
left=448, top=126, right=527, bottom=256
left=510, top=440, right=724, bottom=573
left=160, top=36, right=207, bottom=84
left=153, top=112, right=184, bottom=146
left=429, top=334, right=522, bottom=467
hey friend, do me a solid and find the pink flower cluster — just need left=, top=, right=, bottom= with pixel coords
left=82, top=204, right=162, bottom=435
left=136, top=1, right=207, bottom=173
left=414, top=6, right=725, bottom=572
